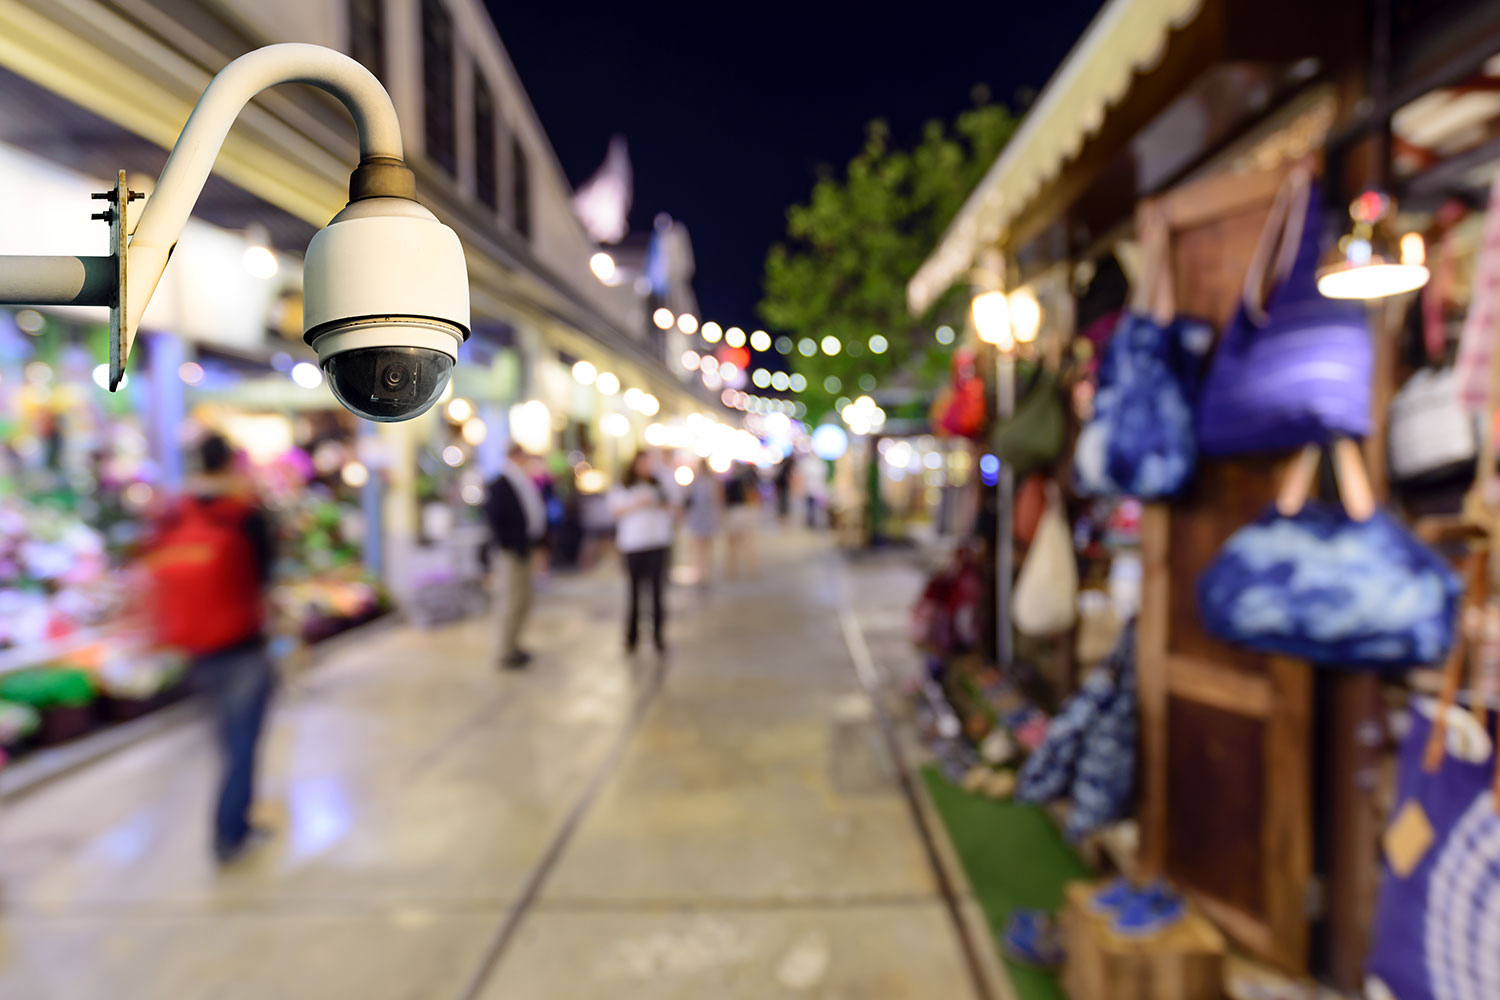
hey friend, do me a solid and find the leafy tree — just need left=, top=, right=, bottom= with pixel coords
left=759, top=97, right=1016, bottom=421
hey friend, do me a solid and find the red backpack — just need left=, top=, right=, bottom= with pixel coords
left=146, top=496, right=264, bottom=654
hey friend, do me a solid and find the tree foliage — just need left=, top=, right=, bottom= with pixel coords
left=759, top=101, right=1016, bottom=421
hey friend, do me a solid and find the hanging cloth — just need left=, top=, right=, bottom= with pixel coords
left=1455, top=170, right=1500, bottom=412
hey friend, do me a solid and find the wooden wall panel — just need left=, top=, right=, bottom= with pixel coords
left=1137, top=162, right=1314, bottom=972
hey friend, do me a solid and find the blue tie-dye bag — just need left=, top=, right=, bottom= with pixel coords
left=1197, top=500, right=1461, bottom=669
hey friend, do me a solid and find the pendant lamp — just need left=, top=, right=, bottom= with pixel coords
left=1316, top=189, right=1430, bottom=300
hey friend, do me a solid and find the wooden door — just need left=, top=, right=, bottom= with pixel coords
left=1137, top=165, right=1314, bottom=971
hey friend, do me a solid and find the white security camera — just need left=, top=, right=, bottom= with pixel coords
left=302, top=158, right=470, bottom=422
left=0, top=45, right=473, bottom=424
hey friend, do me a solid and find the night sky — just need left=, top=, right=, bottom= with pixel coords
left=486, top=1, right=1107, bottom=329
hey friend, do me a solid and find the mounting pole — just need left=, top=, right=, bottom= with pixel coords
left=0, top=43, right=406, bottom=389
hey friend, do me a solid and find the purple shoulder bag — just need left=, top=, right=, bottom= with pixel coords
left=1196, top=166, right=1373, bottom=455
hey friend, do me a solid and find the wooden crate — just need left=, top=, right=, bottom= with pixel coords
left=1061, top=881, right=1226, bottom=1000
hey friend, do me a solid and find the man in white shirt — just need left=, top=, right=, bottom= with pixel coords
left=484, top=444, right=547, bottom=669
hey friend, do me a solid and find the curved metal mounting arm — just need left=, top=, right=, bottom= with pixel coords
left=119, top=43, right=405, bottom=383
left=0, top=44, right=406, bottom=388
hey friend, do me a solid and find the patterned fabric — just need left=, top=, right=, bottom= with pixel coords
left=1075, top=312, right=1212, bottom=498
left=1456, top=171, right=1500, bottom=412
left=1367, top=706, right=1500, bottom=1000
left=1197, top=502, right=1461, bottom=668
left=1014, top=668, right=1111, bottom=804
left=1066, top=619, right=1138, bottom=840
left=1196, top=180, right=1373, bottom=454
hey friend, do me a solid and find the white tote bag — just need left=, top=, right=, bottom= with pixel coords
left=1388, top=367, right=1479, bottom=482
left=1012, top=487, right=1078, bottom=637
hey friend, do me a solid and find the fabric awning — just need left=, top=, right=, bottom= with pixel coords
left=907, top=0, right=1206, bottom=315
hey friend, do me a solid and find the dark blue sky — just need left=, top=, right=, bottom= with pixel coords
left=486, top=1, right=1106, bottom=328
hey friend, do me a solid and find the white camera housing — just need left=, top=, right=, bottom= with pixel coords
left=303, top=195, right=470, bottom=421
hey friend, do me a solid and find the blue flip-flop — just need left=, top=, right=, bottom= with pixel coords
left=1001, top=909, right=1065, bottom=967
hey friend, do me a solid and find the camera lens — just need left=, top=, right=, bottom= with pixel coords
left=322, top=346, right=454, bottom=423
left=382, top=363, right=410, bottom=390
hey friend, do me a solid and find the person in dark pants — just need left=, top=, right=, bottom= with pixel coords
left=146, top=434, right=276, bottom=864
left=483, top=443, right=546, bottom=669
left=607, top=451, right=676, bottom=653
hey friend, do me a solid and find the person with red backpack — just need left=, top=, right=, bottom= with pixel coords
left=146, top=434, right=276, bottom=864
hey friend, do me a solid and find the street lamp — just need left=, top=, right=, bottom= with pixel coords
left=0, top=43, right=470, bottom=422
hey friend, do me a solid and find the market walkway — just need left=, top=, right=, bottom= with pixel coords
left=0, top=529, right=993, bottom=999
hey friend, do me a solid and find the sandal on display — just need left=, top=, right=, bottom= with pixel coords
left=1110, top=886, right=1186, bottom=938
left=1000, top=909, right=1065, bottom=967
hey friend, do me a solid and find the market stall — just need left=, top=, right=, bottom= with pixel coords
left=905, top=0, right=1500, bottom=996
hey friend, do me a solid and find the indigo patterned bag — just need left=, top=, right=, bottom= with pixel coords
left=1196, top=166, right=1373, bottom=455
left=1076, top=205, right=1212, bottom=498
left=1065, top=618, right=1138, bottom=841
left=1366, top=701, right=1500, bottom=1000
left=1197, top=444, right=1461, bottom=669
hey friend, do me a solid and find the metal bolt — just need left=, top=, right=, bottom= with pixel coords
left=128, top=191, right=143, bottom=202
left=91, top=210, right=114, bottom=222
left=91, top=191, right=110, bottom=200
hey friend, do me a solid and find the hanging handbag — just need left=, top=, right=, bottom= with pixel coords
left=991, top=364, right=1065, bottom=476
left=1196, top=165, right=1374, bottom=455
left=1013, top=474, right=1048, bottom=546
left=1389, top=367, right=1480, bottom=484
left=1366, top=569, right=1500, bottom=1000
left=1075, top=204, right=1213, bottom=498
left=1012, top=484, right=1078, bottom=637
left=936, top=347, right=987, bottom=438
left=1066, top=618, right=1138, bottom=841
left=1197, top=440, right=1463, bottom=668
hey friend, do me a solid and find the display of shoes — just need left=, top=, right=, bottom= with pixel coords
left=1000, top=908, right=1065, bottom=967
left=1101, top=881, right=1187, bottom=938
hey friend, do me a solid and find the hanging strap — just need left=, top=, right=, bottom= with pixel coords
left=1424, top=551, right=1487, bottom=773
left=1274, top=438, right=1375, bottom=523
left=1242, top=163, right=1313, bottom=327
left=1130, top=200, right=1175, bottom=324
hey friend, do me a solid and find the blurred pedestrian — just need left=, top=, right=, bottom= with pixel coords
left=723, top=462, right=760, bottom=578
left=683, top=457, right=722, bottom=587
left=484, top=444, right=546, bottom=669
left=775, top=458, right=793, bottom=521
left=798, top=451, right=829, bottom=528
left=609, top=451, right=676, bottom=653
left=145, top=433, right=276, bottom=865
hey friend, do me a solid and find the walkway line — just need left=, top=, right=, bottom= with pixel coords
left=453, top=653, right=670, bottom=1000
left=836, top=599, right=996, bottom=1000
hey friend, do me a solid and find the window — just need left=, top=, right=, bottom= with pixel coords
left=421, top=0, right=456, bottom=174
left=347, top=0, right=384, bottom=80
left=512, top=134, right=531, bottom=238
left=472, top=67, right=498, bottom=211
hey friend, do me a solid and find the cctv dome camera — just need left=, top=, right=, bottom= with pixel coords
left=303, top=165, right=469, bottom=422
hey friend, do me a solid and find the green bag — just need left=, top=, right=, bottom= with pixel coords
left=0, top=666, right=98, bottom=709
left=991, top=366, right=1065, bottom=475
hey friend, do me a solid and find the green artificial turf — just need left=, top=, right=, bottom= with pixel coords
left=921, top=766, right=1091, bottom=1000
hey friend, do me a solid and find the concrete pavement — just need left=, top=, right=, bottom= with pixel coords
left=0, top=529, right=990, bottom=999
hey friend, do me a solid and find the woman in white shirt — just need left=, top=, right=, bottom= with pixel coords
left=607, top=451, right=676, bottom=653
